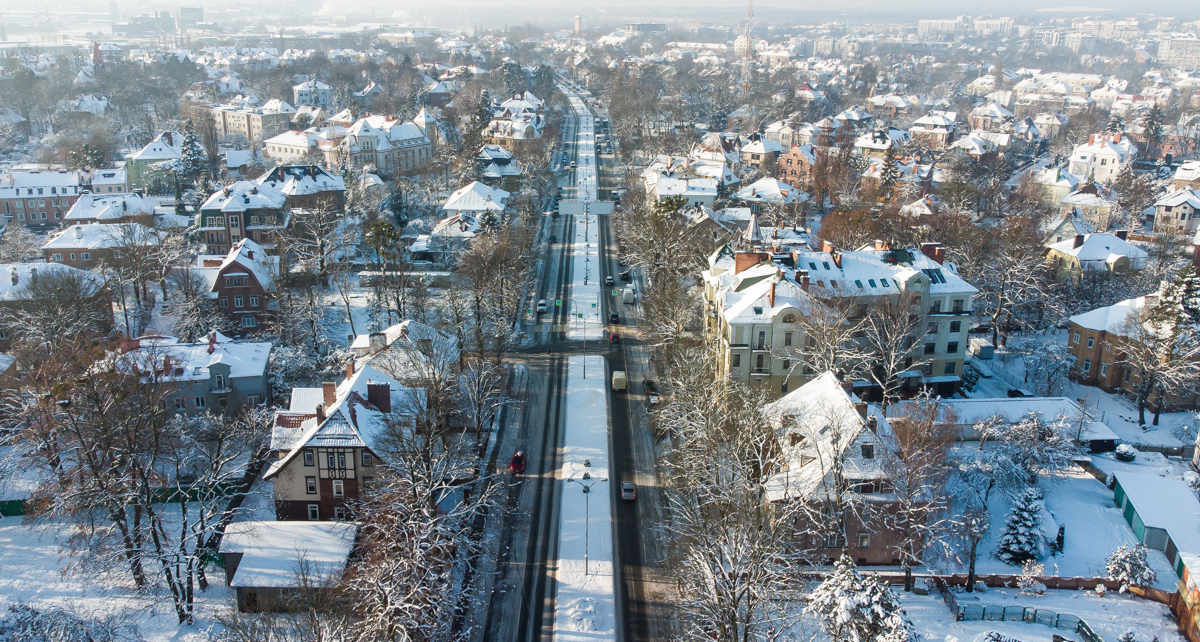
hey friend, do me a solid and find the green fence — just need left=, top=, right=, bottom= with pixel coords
left=956, top=604, right=1103, bottom=642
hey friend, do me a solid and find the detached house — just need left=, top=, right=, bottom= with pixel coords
left=42, top=222, right=161, bottom=270
left=197, top=181, right=289, bottom=254
left=1045, top=232, right=1147, bottom=274
left=1068, top=133, right=1137, bottom=184
left=118, top=331, right=272, bottom=414
left=763, top=372, right=915, bottom=566
left=1152, top=188, right=1200, bottom=235
left=908, top=111, right=958, bottom=150
left=192, top=238, right=279, bottom=331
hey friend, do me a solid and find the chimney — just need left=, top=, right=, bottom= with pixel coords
left=798, top=269, right=810, bottom=291
left=74, top=226, right=83, bottom=239
left=769, top=281, right=776, bottom=307
left=368, top=332, right=387, bottom=353
left=822, top=240, right=834, bottom=254
left=874, top=239, right=888, bottom=251
left=322, top=381, right=337, bottom=407
left=734, top=252, right=770, bottom=274
left=854, top=402, right=869, bottom=418
left=315, top=403, right=326, bottom=423
left=1115, top=229, right=1128, bottom=241
left=367, top=381, right=391, bottom=413
left=1087, top=134, right=1095, bottom=145
left=867, top=416, right=878, bottom=432
left=346, top=361, right=355, bottom=378
left=207, top=330, right=217, bottom=354
left=920, top=242, right=943, bottom=264
left=9, top=268, right=16, bottom=286
left=1073, top=234, right=1085, bottom=249
left=832, top=250, right=842, bottom=269
left=247, top=249, right=254, bottom=259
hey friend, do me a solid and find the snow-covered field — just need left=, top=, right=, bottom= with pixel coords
left=552, top=355, right=616, bottom=642
left=902, top=586, right=1183, bottom=642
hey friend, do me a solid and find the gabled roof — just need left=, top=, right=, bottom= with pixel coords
left=219, top=521, right=356, bottom=589
left=735, top=177, right=809, bottom=204
left=200, top=181, right=287, bottom=213
left=64, top=193, right=155, bottom=222
left=42, top=222, right=160, bottom=250
left=442, top=181, right=509, bottom=213
left=1070, top=295, right=1152, bottom=334
left=0, top=262, right=106, bottom=301
left=1047, top=233, right=1148, bottom=264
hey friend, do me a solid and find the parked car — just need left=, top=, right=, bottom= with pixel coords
left=609, top=332, right=621, bottom=344
left=605, top=275, right=614, bottom=286
left=643, top=380, right=659, bottom=404
left=619, top=271, right=632, bottom=282
left=609, top=312, right=619, bottom=324
left=537, top=299, right=548, bottom=313
left=549, top=236, right=557, bottom=244
left=509, top=451, right=526, bottom=474
left=612, top=370, right=627, bottom=391
left=621, top=482, right=637, bottom=501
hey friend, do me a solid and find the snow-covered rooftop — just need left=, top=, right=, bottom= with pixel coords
left=219, top=521, right=356, bottom=588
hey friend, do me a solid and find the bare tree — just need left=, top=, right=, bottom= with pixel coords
left=0, top=224, right=42, bottom=262
left=1117, top=280, right=1200, bottom=425
left=858, top=292, right=922, bottom=411
left=287, top=198, right=361, bottom=286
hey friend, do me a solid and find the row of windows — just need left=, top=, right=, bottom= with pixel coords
left=307, top=504, right=349, bottom=520
left=928, top=320, right=963, bottom=334
left=301, top=449, right=373, bottom=468
left=49, top=252, right=90, bottom=261
left=219, top=295, right=260, bottom=308
left=12, top=211, right=60, bottom=221
left=171, top=394, right=260, bottom=410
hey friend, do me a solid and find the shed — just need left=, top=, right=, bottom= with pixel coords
left=1112, top=472, right=1200, bottom=581
left=219, top=521, right=357, bottom=612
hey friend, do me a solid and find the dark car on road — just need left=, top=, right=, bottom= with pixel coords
left=619, top=271, right=631, bottom=282
left=643, top=380, right=660, bottom=404
left=609, top=312, right=619, bottom=324
left=509, top=451, right=526, bottom=474
left=549, top=235, right=557, bottom=244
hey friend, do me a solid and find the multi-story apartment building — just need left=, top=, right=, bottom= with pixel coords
left=1158, top=38, right=1200, bottom=70
left=317, top=116, right=432, bottom=178
left=126, top=131, right=184, bottom=193
left=908, top=112, right=958, bottom=150
left=42, top=222, right=161, bottom=270
left=704, top=233, right=977, bottom=398
left=256, top=165, right=346, bottom=211
left=196, top=181, right=288, bottom=255
left=0, top=169, right=129, bottom=231
left=292, top=79, right=331, bottom=109
left=199, top=100, right=294, bottom=145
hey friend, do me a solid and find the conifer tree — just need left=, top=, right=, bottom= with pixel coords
left=997, top=487, right=1044, bottom=564
left=807, top=555, right=915, bottom=642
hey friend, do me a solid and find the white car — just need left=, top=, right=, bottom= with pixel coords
left=537, top=299, right=548, bottom=313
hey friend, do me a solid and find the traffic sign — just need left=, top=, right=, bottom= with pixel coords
left=591, top=303, right=597, bottom=308
left=611, top=289, right=617, bottom=296
left=556, top=299, right=562, bottom=306
left=577, top=313, right=583, bottom=318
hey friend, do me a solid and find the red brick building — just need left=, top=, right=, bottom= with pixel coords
left=192, top=238, right=279, bottom=332
left=777, top=144, right=817, bottom=189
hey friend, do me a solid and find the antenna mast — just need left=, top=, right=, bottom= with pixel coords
left=741, top=0, right=754, bottom=97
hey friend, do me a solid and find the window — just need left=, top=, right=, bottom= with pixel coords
left=858, top=533, right=871, bottom=549
left=868, top=279, right=877, bottom=287
left=757, top=331, right=766, bottom=349
left=219, top=298, right=228, bottom=308
left=1072, top=332, right=1080, bottom=344
left=927, top=322, right=938, bottom=334
left=924, top=343, right=936, bottom=355
left=81, top=252, right=91, bottom=261
left=753, top=306, right=763, bottom=315
left=304, top=449, right=314, bottom=466
left=362, top=451, right=373, bottom=467
left=242, top=316, right=256, bottom=328
left=861, top=444, right=874, bottom=459
left=194, top=396, right=206, bottom=408
left=337, top=453, right=346, bottom=469
left=332, top=480, right=344, bottom=497
left=1086, top=337, right=1094, bottom=348
left=306, top=477, right=317, bottom=494
left=731, top=354, right=741, bottom=368
left=930, top=299, right=942, bottom=313
left=784, top=332, right=792, bottom=346
left=1100, top=363, right=1109, bottom=377
left=327, top=452, right=335, bottom=468
left=229, top=216, right=239, bottom=227
left=214, top=374, right=225, bottom=389
left=174, top=397, right=185, bottom=409
left=782, top=359, right=790, bottom=370
left=823, top=533, right=844, bottom=548
left=953, top=299, right=964, bottom=312
left=950, top=320, right=961, bottom=333
left=944, top=362, right=956, bottom=374
left=250, top=296, right=259, bottom=307
left=855, top=280, right=863, bottom=288
left=234, top=296, right=244, bottom=308
left=783, top=314, right=796, bottom=323
left=1083, top=359, right=1091, bottom=372
left=307, top=504, right=319, bottom=520
left=334, top=506, right=346, bottom=520
left=947, top=341, right=958, bottom=354
left=51, top=253, right=63, bottom=261
left=756, top=354, right=764, bottom=370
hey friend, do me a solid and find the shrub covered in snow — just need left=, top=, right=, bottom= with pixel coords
left=0, top=603, right=141, bottom=642
left=1114, top=444, right=1137, bottom=462
left=1117, top=629, right=1137, bottom=642
left=996, top=488, right=1045, bottom=565
left=806, top=555, right=919, bottom=642
left=1106, top=543, right=1158, bottom=592
left=1016, top=560, right=1046, bottom=595
left=1096, top=583, right=1108, bottom=597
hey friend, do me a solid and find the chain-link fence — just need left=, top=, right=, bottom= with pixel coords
left=955, top=604, right=1102, bottom=642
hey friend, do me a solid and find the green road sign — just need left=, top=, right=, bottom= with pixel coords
left=525, top=308, right=532, bottom=314
left=556, top=299, right=562, bottom=306
left=611, top=289, right=617, bottom=295
left=577, top=313, right=583, bottom=318
left=591, top=303, right=597, bottom=308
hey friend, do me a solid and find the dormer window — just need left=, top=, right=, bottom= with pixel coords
left=753, top=307, right=763, bottom=315
left=215, top=374, right=225, bottom=389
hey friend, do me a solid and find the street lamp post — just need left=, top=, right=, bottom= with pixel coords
left=566, top=470, right=607, bottom=576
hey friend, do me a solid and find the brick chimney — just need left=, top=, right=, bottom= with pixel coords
left=920, top=242, right=944, bottom=264
left=769, top=281, right=776, bottom=307
left=854, top=402, right=868, bottom=418
left=832, top=250, right=842, bottom=268
left=366, top=381, right=391, bottom=412
left=874, top=239, right=889, bottom=251
left=1115, top=229, right=1128, bottom=241
left=322, top=381, right=337, bottom=406
left=368, top=332, right=387, bottom=353
left=315, top=403, right=326, bottom=423
left=734, top=252, right=770, bottom=274
left=346, top=361, right=355, bottom=378
left=822, top=240, right=834, bottom=254
left=1073, top=234, right=1085, bottom=249
left=797, top=269, right=810, bottom=292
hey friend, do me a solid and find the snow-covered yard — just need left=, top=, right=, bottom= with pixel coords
left=902, top=586, right=1183, bottom=642
left=0, top=514, right=234, bottom=640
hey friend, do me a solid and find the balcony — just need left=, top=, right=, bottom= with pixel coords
left=751, top=368, right=770, bottom=376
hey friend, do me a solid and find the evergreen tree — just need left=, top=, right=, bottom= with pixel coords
left=382, top=186, right=409, bottom=229
left=178, top=119, right=205, bottom=179
left=996, top=487, right=1045, bottom=564
left=807, top=555, right=913, bottom=642
left=1106, top=113, right=1125, bottom=134
left=880, top=144, right=902, bottom=197
left=1106, top=543, right=1158, bottom=593
left=1139, top=104, right=1164, bottom=148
